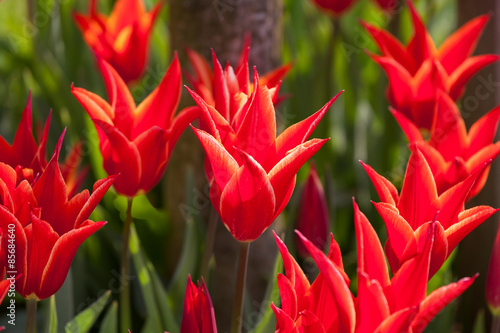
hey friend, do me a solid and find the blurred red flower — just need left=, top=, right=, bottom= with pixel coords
left=393, top=90, right=500, bottom=200
left=188, top=72, right=340, bottom=242
left=73, top=0, right=162, bottom=83
left=362, top=148, right=498, bottom=276
left=180, top=275, right=217, bottom=333
left=295, top=163, right=330, bottom=257
left=72, top=56, right=199, bottom=197
left=363, top=2, right=498, bottom=129
left=272, top=200, right=476, bottom=332
left=0, top=133, right=115, bottom=300
left=309, top=0, right=357, bottom=16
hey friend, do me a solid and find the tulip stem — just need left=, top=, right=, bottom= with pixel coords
left=25, top=299, right=37, bottom=333
left=492, top=316, right=500, bottom=333
left=120, top=197, right=134, bottom=332
left=231, top=241, right=250, bottom=333
left=201, top=207, right=219, bottom=279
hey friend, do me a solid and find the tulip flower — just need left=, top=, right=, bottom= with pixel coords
left=393, top=90, right=500, bottom=199
left=363, top=2, right=499, bottom=129
left=180, top=275, right=217, bottom=333
left=486, top=220, right=500, bottom=317
left=0, top=132, right=115, bottom=300
left=294, top=163, right=330, bottom=257
left=308, top=0, right=357, bottom=16
left=272, top=199, right=476, bottom=332
left=189, top=71, right=340, bottom=242
left=73, top=0, right=162, bottom=83
left=361, top=147, right=498, bottom=276
left=72, top=55, right=199, bottom=197
left=185, top=42, right=291, bottom=127
left=0, top=94, right=87, bottom=196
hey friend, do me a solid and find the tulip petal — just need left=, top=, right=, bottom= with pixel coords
left=438, top=14, right=490, bottom=73
left=411, top=275, right=476, bottom=333
left=167, top=106, right=202, bottom=159
left=269, top=139, right=329, bottom=217
left=449, top=55, right=500, bottom=99
left=191, top=127, right=238, bottom=190
left=354, top=199, right=390, bottom=287
left=296, top=231, right=356, bottom=333
left=134, top=55, right=182, bottom=136
left=273, top=92, right=341, bottom=165
left=75, top=175, right=116, bottom=228
left=93, top=119, right=142, bottom=197
left=360, top=161, right=399, bottom=206
left=134, top=127, right=169, bottom=192
left=272, top=303, right=300, bottom=333
left=277, top=274, right=298, bottom=319
left=211, top=51, right=230, bottom=120
left=467, top=105, right=500, bottom=158
left=373, top=307, right=418, bottom=333
left=390, top=108, right=424, bottom=143
left=414, top=222, right=448, bottom=278
left=219, top=150, right=276, bottom=241
left=355, top=272, right=391, bottom=333
left=71, top=85, right=115, bottom=126
left=38, top=221, right=106, bottom=300
left=399, top=148, right=438, bottom=229
left=96, top=57, right=135, bottom=137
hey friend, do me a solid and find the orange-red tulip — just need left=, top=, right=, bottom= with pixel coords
left=189, top=72, right=340, bottom=242
left=393, top=90, right=500, bottom=200
left=180, top=276, right=217, bottom=333
left=362, top=148, right=498, bottom=276
left=72, top=56, right=199, bottom=197
left=73, top=0, right=162, bottom=83
left=363, top=2, right=499, bottom=129
left=0, top=133, right=114, bottom=300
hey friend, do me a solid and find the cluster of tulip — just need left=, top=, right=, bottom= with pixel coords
left=0, top=0, right=499, bottom=332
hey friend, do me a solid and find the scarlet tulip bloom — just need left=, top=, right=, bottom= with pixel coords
left=363, top=2, right=499, bottom=129
left=486, top=220, right=500, bottom=316
left=186, top=43, right=291, bottom=125
left=309, top=0, right=357, bottom=16
left=272, top=200, right=476, bottom=333
left=0, top=133, right=115, bottom=300
left=180, top=275, right=217, bottom=333
left=0, top=94, right=87, bottom=196
left=362, top=148, right=498, bottom=275
left=295, top=163, right=330, bottom=257
left=72, top=56, right=199, bottom=197
left=189, top=72, right=340, bottom=242
left=73, top=0, right=162, bottom=83
left=393, top=90, right=500, bottom=199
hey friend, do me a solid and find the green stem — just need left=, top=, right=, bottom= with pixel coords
left=325, top=18, right=339, bottom=101
left=492, top=316, right=500, bottom=333
left=231, top=242, right=250, bottom=333
left=120, top=198, right=134, bottom=332
left=25, top=299, right=37, bottom=333
left=201, top=207, right=219, bottom=279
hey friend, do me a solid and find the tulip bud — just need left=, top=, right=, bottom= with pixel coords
left=295, top=163, right=330, bottom=257
left=180, top=276, right=217, bottom=333
left=486, top=220, right=500, bottom=317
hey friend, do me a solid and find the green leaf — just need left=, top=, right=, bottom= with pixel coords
left=99, top=301, right=118, bottom=333
left=250, top=252, right=282, bottom=333
left=129, top=223, right=179, bottom=332
left=65, top=290, right=111, bottom=333
left=45, top=295, right=57, bottom=333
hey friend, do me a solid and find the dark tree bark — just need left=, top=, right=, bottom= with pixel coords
left=456, top=0, right=499, bottom=331
left=167, top=1, right=283, bottom=332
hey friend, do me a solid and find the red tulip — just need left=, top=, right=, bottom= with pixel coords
left=186, top=41, right=291, bottom=127
left=486, top=220, right=500, bottom=316
left=72, top=56, right=199, bottom=197
left=0, top=132, right=115, bottom=300
left=0, top=94, right=87, bottom=196
left=309, top=0, right=357, bottom=16
left=271, top=199, right=476, bottom=332
left=361, top=147, right=498, bottom=276
left=294, top=163, right=330, bottom=257
left=188, top=72, right=339, bottom=242
left=180, top=275, right=217, bottom=333
left=363, top=2, right=499, bottom=129
left=73, top=0, right=162, bottom=83
left=393, top=90, right=500, bottom=200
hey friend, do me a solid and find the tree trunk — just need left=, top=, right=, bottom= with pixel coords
left=168, top=1, right=283, bottom=331
left=456, top=0, right=499, bottom=331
